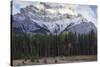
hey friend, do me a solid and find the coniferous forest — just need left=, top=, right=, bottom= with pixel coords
left=11, top=30, right=97, bottom=65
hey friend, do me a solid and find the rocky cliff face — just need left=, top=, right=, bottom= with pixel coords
left=12, top=2, right=97, bottom=35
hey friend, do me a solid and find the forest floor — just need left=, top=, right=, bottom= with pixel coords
left=12, top=55, right=97, bottom=66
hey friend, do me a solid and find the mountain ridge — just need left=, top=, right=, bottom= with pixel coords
left=12, top=3, right=97, bottom=35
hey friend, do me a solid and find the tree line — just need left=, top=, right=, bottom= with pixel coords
left=11, top=30, right=97, bottom=60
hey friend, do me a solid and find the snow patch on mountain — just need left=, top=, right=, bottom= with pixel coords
left=12, top=1, right=97, bottom=34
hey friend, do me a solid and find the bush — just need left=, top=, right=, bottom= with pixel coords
left=30, top=56, right=37, bottom=62
left=44, top=59, right=47, bottom=64
left=55, top=60, right=57, bottom=63
left=36, top=59, right=39, bottom=63
left=31, top=58, right=35, bottom=62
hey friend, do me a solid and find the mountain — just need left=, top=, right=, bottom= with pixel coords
left=12, top=3, right=97, bottom=35
left=64, top=21, right=97, bottom=34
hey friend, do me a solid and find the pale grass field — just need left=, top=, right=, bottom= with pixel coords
left=12, top=55, right=97, bottom=66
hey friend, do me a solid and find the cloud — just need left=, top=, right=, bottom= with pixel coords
left=12, top=5, right=20, bottom=14
left=12, top=0, right=33, bottom=14
left=76, top=5, right=97, bottom=26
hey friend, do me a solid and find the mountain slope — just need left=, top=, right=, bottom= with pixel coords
left=12, top=2, right=97, bottom=35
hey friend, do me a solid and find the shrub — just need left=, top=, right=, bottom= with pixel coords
left=44, top=59, right=47, bottom=64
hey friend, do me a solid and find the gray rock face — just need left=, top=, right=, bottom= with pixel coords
left=66, top=22, right=97, bottom=34
left=12, top=3, right=97, bottom=35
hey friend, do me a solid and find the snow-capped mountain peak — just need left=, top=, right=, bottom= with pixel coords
left=12, top=2, right=97, bottom=35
